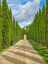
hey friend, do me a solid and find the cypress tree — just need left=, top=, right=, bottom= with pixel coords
left=46, top=0, right=48, bottom=47
left=15, top=21, right=23, bottom=41
left=12, top=17, right=16, bottom=43
left=2, top=0, right=10, bottom=48
left=38, top=8, right=42, bottom=44
left=34, top=12, right=39, bottom=43
left=0, top=0, right=24, bottom=51
left=15, top=21, right=18, bottom=42
left=0, top=1, right=2, bottom=49
left=27, top=0, right=48, bottom=48
left=9, top=8, right=13, bottom=45
left=41, top=4, right=46, bottom=45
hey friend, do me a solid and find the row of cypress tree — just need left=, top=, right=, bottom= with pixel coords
left=27, top=0, right=48, bottom=48
left=0, top=0, right=23, bottom=50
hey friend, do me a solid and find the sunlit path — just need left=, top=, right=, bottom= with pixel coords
left=0, top=35, right=46, bottom=64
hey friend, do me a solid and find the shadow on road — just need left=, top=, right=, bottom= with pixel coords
left=7, top=50, right=43, bottom=64
left=2, top=55, right=27, bottom=64
left=14, top=45, right=38, bottom=55
left=1, top=35, right=46, bottom=64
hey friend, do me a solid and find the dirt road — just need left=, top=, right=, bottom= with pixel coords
left=0, top=35, right=46, bottom=64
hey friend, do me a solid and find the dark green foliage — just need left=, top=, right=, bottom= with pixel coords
left=12, top=17, right=16, bottom=43
left=15, top=21, right=23, bottom=42
left=0, top=0, right=23, bottom=52
left=38, top=8, right=42, bottom=44
left=41, top=4, right=46, bottom=45
left=2, top=0, right=10, bottom=48
left=9, top=8, right=13, bottom=45
left=27, top=0, right=48, bottom=48
left=0, top=1, right=2, bottom=49
left=22, top=27, right=27, bottom=35
left=46, top=0, right=48, bottom=48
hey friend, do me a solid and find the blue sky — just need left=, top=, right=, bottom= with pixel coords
left=6, top=0, right=46, bottom=27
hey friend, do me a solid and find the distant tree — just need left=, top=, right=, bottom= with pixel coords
left=12, top=17, right=16, bottom=43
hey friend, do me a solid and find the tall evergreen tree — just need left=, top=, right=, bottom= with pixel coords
left=27, top=3, right=47, bottom=47
left=9, top=8, right=13, bottom=45
left=38, top=8, right=42, bottom=44
left=12, top=17, right=16, bottom=43
left=46, top=0, right=48, bottom=47
left=0, top=1, right=2, bottom=49
left=34, top=12, right=39, bottom=43
left=15, top=21, right=18, bottom=42
left=41, top=4, right=46, bottom=45
left=0, top=0, right=24, bottom=51
left=2, top=0, right=10, bottom=48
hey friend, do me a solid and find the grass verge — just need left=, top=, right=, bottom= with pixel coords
left=29, top=39, right=48, bottom=64
left=0, top=41, right=18, bottom=54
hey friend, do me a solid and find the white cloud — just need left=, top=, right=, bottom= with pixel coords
left=8, top=4, right=15, bottom=7
left=7, top=0, right=41, bottom=27
left=19, top=21, right=32, bottom=28
left=12, top=0, right=40, bottom=22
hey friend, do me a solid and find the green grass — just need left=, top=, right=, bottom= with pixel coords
left=0, top=42, right=18, bottom=54
left=29, top=39, right=48, bottom=64
left=0, top=46, right=10, bottom=54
